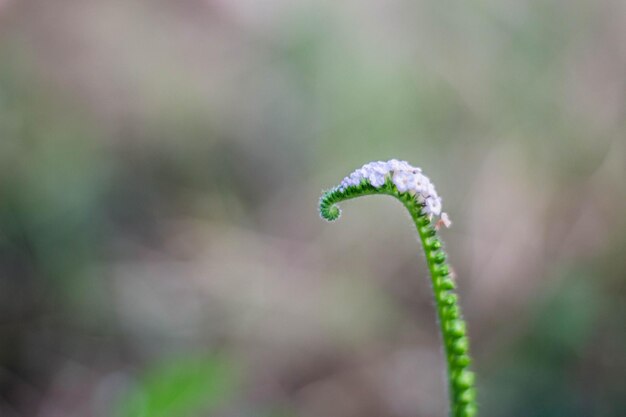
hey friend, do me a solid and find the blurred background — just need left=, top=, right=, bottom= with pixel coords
left=0, top=0, right=625, bottom=416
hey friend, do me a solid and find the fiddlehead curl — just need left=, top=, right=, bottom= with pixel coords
left=319, top=159, right=476, bottom=417
left=319, top=180, right=379, bottom=221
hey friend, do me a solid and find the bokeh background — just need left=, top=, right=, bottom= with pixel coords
left=1, top=1, right=625, bottom=416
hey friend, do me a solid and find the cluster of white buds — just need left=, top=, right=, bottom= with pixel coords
left=337, top=159, right=451, bottom=226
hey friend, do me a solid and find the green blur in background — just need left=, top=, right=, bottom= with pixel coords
left=0, top=1, right=625, bottom=416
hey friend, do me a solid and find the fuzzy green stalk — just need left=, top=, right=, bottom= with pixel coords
left=319, top=178, right=477, bottom=417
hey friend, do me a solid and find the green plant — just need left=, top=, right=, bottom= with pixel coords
left=319, top=159, right=477, bottom=417
left=117, top=354, right=239, bottom=417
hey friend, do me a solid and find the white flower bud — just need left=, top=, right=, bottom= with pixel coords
left=335, top=159, right=448, bottom=224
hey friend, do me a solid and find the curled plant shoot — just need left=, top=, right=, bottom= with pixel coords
left=319, top=159, right=477, bottom=417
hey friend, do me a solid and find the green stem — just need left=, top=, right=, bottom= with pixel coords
left=320, top=179, right=477, bottom=417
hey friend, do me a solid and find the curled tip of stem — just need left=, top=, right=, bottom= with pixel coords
left=319, top=189, right=343, bottom=221
left=320, top=200, right=341, bottom=221
left=318, top=182, right=378, bottom=222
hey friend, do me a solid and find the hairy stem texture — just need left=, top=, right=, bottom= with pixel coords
left=319, top=179, right=477, bottom=417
